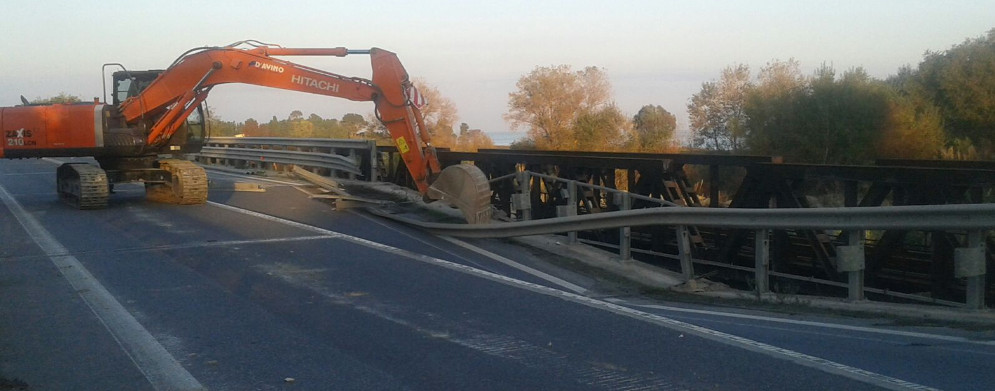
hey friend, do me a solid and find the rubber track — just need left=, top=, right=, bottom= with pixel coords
left=149, top=159, right=208, bottom=205
left=59, top=163, right=109, bottom=209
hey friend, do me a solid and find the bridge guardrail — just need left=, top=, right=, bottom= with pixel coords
left=194, top=137, right=377, bottom=180
left=195, top=138, right=993, bottom=310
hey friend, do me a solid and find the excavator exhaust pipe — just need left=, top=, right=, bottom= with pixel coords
left=427, top=164, right=493, bottom=224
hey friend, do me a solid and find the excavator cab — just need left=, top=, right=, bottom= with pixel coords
left=111, top=71, right=205, bottom=154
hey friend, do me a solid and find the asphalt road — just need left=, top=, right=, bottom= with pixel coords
left=1, top=158, right=993, bottom=390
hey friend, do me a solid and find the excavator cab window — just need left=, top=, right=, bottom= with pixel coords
left=111, top=70, right=164, bottom=105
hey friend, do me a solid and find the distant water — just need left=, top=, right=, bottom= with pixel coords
left=485, top=131, right=523, bottom=146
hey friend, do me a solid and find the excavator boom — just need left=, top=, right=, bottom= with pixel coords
left=118, top=44, right=441, bottom=194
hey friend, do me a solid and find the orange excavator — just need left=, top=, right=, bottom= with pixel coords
left=0, top=40, right=491, bottom=223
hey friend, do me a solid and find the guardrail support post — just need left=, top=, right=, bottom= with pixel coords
left=957, top=230, right=986, bottom=310
left=836, top=230, right=866, bottom=302
left=513, top=171, right=532, bottom=221
left=367, top=140, right=378, bottom=181
left=619, top=193, right=631, bottom=262
left=754, top=228, right=770, bottom=293
left=567, top=181, right=578, bottom=244
left=678, top=225, right=694, bottom=280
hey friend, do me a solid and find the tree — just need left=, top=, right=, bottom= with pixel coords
left=745, top=64, right=945, bottom=164
left=412, top=79, right=458, bottom=148
left=745, top=59, right=807, bottom=156
left=204, top=106, right=239, bottom=137
left=453, top=124, right=495, bottom=152
left=341, top=113, right=368, bottom=136
left=572, top=105, right=631, bottom=151
left=893, top=28, right=995, bottom=155
left=243, top=118, right=260, bottom=136
left=505, top=65, right=614, bottom=150
left=688, top=64, right=751, bottom=151
left=631, top=105, right=677, bottom=152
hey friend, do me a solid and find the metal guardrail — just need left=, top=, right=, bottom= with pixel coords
left=371, top=201, right=995, bottom=310
left=395, top=203, right=995, bottom=237
left=194, top=137, right=377, bottom=179
left=372, top=168, right=995, bottom=310
left=193, top=139, right=993, bottom=310
left=204, top=137, right=376, bottom=151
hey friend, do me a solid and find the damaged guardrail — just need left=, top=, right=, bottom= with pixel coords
left=371, top=202, right=995, bottom=310
left=194, top=137, right=377, bottom=180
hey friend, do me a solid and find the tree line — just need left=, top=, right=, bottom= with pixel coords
left=28, top=29, right=994, bottom=161
left=205, top=79, right=494, bottom=152
left=503, top=29, right=995, bottom=163
left=685, top=29, right=995, bottom=163
left=504, top=65, right=678, bottom=152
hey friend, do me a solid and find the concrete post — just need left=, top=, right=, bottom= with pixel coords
left=957, top=230, right=986, bottom=310
left=754, top=228, right=770, bottom=293
left=678, top=225, right=694, bottom=280
left=513, top=171, right=532, bottom=221
left=367, top=140, right=378, bottom=181
left=619, top=193, right=631, bottom=261
left=567, top=181, right=578, bottom=244
left=834, top=230, right=866, bottom=302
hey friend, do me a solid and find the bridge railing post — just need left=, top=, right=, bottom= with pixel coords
left=566, top=181, right=578, bottom=243
left=836, top=230, right=866, bottom=302
left=618, top=193, right=632, bottom=262
left=678, top=225, right=694, bottom=280
left=754, top=228, right=770, bottom=293
left=513, top=171, right=532, bottom=221
left=957, top=230, right=986, bottom=310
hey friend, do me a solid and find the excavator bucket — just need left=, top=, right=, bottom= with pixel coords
left=427, top=164, right=493, bottom=224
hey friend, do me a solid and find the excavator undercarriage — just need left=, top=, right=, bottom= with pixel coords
left=56, top=158, right=208, bottom=209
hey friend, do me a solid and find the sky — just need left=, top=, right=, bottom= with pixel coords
left=2, top=0, right=993, bottom=145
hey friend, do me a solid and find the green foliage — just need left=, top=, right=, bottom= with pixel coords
left=688, top=64, right=751, bottom=152
left=505, top=65, right=618, bottom=150
left=206, top=110, right=374, bottom=139
left=30, top=92, right=83, bottom=104
left=893, top=29, right=995, bottom=156
left=632, top=105, right=677, bottom=152
left=572, top=105, right=630, bottom=151
left=745, top=64, right=945, bottom=164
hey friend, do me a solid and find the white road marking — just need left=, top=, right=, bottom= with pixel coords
left=437, top=235, right=588, bottom=294
left=0, top=183, right=205, bottom=391
left=209, top=201, right=939, bottom=391
left=349, top=209, right=536, bottom=280
left=205, top=169, right=303, bottom=186
left=609, top=300, right=995, bottom=346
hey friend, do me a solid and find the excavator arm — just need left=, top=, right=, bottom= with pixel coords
left=118, top=42, right=490, bottom=223
left=118, top=44, right=442, bottom=193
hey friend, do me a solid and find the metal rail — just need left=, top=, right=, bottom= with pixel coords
left=194, top=137, right=377, bottom=179
left=369, top=203, right=994, bottom=309
left=373, top=203, right=995, bottom=238
left=204, top=137, right=375, bottom=151
left=197, top=147, right=362, bottom=175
